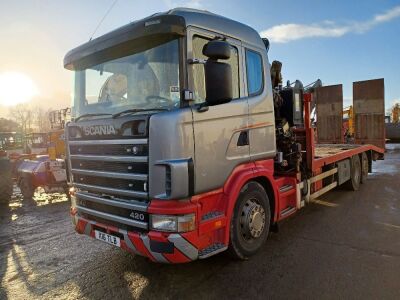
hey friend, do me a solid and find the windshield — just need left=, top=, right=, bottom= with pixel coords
left=72, top=38, right=181, bottom=118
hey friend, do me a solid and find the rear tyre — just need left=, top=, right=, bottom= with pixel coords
left=0, top=159, right=13, bottom=204
left=344, top=155, right=361, bottom=191
left=19, top=177, right=35, bottom=199
left=360, top=152, right=369, bottom=184
left=228, top=181, right=271, bottom=260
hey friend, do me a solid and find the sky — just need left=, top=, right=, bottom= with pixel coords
left=0, top=0, right=399, bottom=117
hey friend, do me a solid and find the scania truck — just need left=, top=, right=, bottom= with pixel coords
left=64, top=8, right=385, bottom=263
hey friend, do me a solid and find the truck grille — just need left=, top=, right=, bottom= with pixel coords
left=70, top=143, right=148, bottom=156
left=68, top=138, right=149, bottom=231
left=71, top=160, right=148, bottom=174
left=75, top=175, right=146, bottom=192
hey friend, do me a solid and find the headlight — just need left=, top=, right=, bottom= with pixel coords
left=150, top=214, right=196, bottom=233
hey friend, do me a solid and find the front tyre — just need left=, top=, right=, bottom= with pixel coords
left=228, top=181, right=271, bottom=260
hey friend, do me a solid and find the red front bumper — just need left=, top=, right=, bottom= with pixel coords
left=71, top=209, right=201, bottom=263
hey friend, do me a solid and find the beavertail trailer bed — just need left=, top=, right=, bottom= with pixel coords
left=296, top=87, right=385, bottom=208
left=314, top=144, right=383, bottom=168
left=301, top=143, right=384, bottom=202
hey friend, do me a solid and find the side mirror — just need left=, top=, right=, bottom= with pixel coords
left=203, top=40, right=231, bottom=60
left=203, top=40, right=233, bottom=106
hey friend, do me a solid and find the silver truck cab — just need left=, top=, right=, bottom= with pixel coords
left=65, top=8, right=275, bottom=200
left=64, top=8, right=276, bottom=261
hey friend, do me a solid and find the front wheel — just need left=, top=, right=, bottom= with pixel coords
left=228, top=181, right=271, bottom=260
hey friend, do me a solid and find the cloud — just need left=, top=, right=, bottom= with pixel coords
left=163, top=0, right=204, bottom=9
left=374, top=6, right=400, bottom=22
left=260, top=6, right=400, bottom=43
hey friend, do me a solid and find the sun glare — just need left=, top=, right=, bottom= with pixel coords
left=0, top=72, right=39, bottom=106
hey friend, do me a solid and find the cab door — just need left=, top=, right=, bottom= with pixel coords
left=187, top=27, right=250, bottom=194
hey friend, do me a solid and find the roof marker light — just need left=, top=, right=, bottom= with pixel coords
left=145, top=19, right=161, bottom=27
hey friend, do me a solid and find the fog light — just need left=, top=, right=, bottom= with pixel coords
left=150, top=214, right=196, bottom=233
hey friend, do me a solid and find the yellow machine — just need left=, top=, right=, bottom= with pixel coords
left=48, top=108, right=70, bottom=159
left=343, top=105, right=354, bottom=137
left=48, top=130, right=65, bottom=160
left=391, top=103, right=400, bottom=124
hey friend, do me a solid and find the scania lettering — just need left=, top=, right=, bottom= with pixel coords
left=83, top=125, right=116, bottom=136
left=64, top=8, right=385, bottom=263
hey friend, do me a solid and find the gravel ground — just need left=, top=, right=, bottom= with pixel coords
left=1, top=144, right=400, bottom=300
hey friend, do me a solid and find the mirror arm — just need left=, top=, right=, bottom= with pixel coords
left=197, top=103, right=209, bottom=113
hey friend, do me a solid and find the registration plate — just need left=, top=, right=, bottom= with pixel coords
left=95, top=230, right=121, bottom=247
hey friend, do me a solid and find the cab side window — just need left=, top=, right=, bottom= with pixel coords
left=245, top=49, right=263, bottom=96
left=192, top=35, right=240, bottom=104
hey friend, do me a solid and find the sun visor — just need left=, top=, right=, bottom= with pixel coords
left=64, top=15, right=186, bottom=70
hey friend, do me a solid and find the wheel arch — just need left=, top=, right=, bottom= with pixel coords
left=221, top=160, right=277, bottom=245
left=253, top=176, right=277, bottom=224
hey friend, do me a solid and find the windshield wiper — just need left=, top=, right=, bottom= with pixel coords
left=112, top=108, right=168, bottom=118
left=74, top=113, right=112, bottom=122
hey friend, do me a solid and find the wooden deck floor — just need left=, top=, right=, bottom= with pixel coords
left=314, top=144, right=360, bottom=158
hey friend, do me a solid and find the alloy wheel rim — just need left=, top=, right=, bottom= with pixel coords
left=240, top=198, right=266, bottom=240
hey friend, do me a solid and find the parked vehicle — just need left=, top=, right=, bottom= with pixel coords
left=16, top=108, right=70, bottom=199
left=0, top=132, right=23, bottom=151
left=18, top=155, right=68, bottom=199
left=0, top=132, right=26, bottom=177
left=24, top=132, right=49, bottom=155
left=0, top=132, right=25, bottom=161
left=64, top=8, right=385, bottom=263
left=385, top=122, right=400, bottom=142
left=0, top=150, right=13, bottom=204
left=385, top=104, right=400, bottom=142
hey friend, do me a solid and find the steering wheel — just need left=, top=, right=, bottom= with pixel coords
left=145, top=95, right=172, bottom=106
left=113, top=94, right=128, bottom=102
left=98, top=93, right=127, bottom=106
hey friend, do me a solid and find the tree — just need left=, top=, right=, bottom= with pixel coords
left=8, top=105, right=54, bottom=134
left=33, top=107, right=52, bottom=132
left=0, top=117, right=20, bottom=132
left=9, top=104, right=32, bottom=134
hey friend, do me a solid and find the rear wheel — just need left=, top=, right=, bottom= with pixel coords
left=344, top=155, right=361, bottom=191
left=19, top=177, right=35, bottom=199
left=0, top=158, right=13, bottom=204
left=360, top=152, right=369, bottom=184
left=228, top=181, right=271, bottom=260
